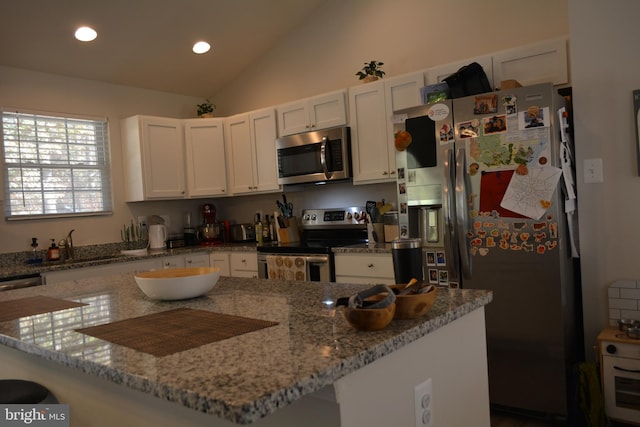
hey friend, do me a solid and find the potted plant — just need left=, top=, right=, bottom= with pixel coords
left=197, top=99, right=216, bottom=118
left=356, top=60, right=385, bottom=82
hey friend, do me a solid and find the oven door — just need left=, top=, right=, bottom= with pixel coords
left=602, top=353, right=640, bottom=422
left=276, top=126, right=350, bottom=185
left=258, top=253, right=332, bottom=282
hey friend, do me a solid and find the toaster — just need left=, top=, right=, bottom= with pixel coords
left=230, top=224, right=256, bottom=242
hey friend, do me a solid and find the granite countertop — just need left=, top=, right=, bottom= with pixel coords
left=0, top=273, right=492, bottom=424
left=0, top=242, right=394, bottom=280
left=0, top=244, right=257, bottom=280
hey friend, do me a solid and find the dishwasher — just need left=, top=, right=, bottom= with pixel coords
left=0, top=273, right=43, bottom=291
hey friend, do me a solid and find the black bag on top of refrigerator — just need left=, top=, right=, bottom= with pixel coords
left=442, top=62, right=492, bottom=99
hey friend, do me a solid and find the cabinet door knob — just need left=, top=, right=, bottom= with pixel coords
left=382, top=171, right=388, bottom=175
left=390, top=170, right=396, bottom=175
left=368, top=263, right=374, bottom=268
left=187, top=260, right=192, bottom=264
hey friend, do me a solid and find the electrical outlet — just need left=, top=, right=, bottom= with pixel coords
left=137, top=215, right=147, bottom=226
left=414, top=378, right=433, bottom=427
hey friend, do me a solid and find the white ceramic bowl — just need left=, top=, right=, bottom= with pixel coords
left=134, top=267, right=221, bottom=300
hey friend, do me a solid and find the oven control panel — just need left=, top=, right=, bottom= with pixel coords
left=599, top=326, right=640, bottom=358
left=301, top=207, right=366, bottom=227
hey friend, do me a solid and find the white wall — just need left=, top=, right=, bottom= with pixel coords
left=568, top=0, right=640, bottom=356
left=214, top=0, right=569, bottom=115
left=0, top=66, right=207, bottom=251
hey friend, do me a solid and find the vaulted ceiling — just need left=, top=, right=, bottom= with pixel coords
left=0, top=0, right=326, bottom=98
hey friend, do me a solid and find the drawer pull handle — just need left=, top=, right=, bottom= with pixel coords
left=614, top=365, right=640, bottom=374
left=368, top=264, right=374, bottom=268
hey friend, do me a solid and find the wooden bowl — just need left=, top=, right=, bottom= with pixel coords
left=344, top=303, right=396, bottom=331
left=368, top=285, right=437, bottom=319
left=391, top=284, right=437, bottom=319
left=134, top=267, right=221, bottom=300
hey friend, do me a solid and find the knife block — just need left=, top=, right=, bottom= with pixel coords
left=277, top=217, right=300, bottom=244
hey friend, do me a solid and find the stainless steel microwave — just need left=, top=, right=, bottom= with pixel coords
left=276, top=126, right=351, bottom=185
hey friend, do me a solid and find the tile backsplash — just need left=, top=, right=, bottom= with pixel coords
left=608, top=280, right=640, bottom=325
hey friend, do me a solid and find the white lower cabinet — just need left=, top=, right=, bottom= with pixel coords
left=42, top=258, right=161, bottom=285
left=334, top=253, right=395, bottom=285
left=230, top=252, right=258, bottom=278
left=210, top=252, right=230, bottom=276
left=161, top=253, right=210, bottom=269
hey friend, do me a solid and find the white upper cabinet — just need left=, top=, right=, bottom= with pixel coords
left=225, top=108, right=280, bottom=195
left=424, top=55, right=494, bottom=87
left=423, top=37, right=569, bottom=90
left=121, top=115, right=186, bottom=201
left=384, top=71, right=425, bottom=114
left=183, top=118, right=227, bottom=197
left=250, top=108, right=280, bottom=192
left=349, top=80, right=392, bottom=184
left=349, top=72, right=424, bottom=184
left=277, top=90, right=347, bottom=136
left=491, top=37, right=568, bottom=88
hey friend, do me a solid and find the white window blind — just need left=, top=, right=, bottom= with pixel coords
left=1, top=110, right=113, bottom=219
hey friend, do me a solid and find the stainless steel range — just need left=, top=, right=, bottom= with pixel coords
left=257, top=207, right=368, bottom=282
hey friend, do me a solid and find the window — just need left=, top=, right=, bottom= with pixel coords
left=1, top=110, right=112, bottom=219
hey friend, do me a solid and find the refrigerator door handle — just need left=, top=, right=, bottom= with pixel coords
left=455, top=147, right=472, bottom=279
left=442, top=148, right=460, bottom=281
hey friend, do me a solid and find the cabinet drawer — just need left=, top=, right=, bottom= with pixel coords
left=210, top=252, right=230, bottom=276
left=230, top=252, right=258, bottom=272
left=334, top=253, right=393, bottom=279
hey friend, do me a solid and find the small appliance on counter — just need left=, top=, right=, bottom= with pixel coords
left=198, top=203, right=222, bottom=245
left=149, top=224, right=167, bottom=250
left=230, top=224, right=255, bottom=243
left=183, top=212, right=197, bottom=246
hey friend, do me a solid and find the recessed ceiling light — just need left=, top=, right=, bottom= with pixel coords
left=75, top=26, right=97, bottom=42
left=192, top=41, right=211, bottom=54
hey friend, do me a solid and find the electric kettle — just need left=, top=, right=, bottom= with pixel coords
left=148, top=224, right=167, bottom=250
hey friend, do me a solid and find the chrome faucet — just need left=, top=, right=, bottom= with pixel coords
left=62, top=229, right=75, bottom=260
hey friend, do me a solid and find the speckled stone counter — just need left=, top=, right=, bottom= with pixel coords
left=0, top=243, right=257, bottom=280
left=0, top=273, right=492, bottom=425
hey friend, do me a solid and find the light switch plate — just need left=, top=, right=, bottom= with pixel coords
left=583, top=158, right=603, bottom=183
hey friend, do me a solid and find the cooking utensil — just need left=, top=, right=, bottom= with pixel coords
left=365, top=200, right=377, bottom=216
left=627, top=326, right=640, bottom=339
left=378, top=199, right=393, bottom=216
left=404, top=278, right=418, bottom=289
left=370, top=205, right=380, bottom=223
left=619, top=318, right=638, bottom=331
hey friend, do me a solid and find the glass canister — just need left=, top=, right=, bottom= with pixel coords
left=383, top=211, right=399, bottom=242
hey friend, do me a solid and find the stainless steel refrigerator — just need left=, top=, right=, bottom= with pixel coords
left=393, top=83, right=582, bottom=418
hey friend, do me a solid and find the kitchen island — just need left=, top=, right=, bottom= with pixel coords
left=0, top=273, right=492, bottom=426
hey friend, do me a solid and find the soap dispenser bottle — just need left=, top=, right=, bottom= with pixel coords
left=47, top=239, right=60, bottom=261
